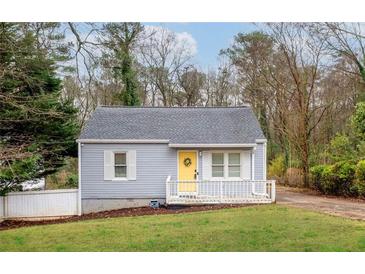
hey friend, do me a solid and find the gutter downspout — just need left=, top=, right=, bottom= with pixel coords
left=165, top=176, right=171, bottom=205
left=251, top=182, right=269, bottom=198
left=250, top=146, right=269, bottom=198
left=78, top=142, right=82, bottom=216
left=251, top=147, right=255, bottom=181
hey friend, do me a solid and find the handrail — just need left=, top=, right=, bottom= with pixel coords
left=165, top=176, right=171, bottom=204
left=165, top=179, right=276, bottom=205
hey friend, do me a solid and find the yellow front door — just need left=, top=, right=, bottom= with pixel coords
left=178, top=151, right=197, bottom=192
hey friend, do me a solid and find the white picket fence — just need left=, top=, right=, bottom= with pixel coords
left=0, top=196, right=4, bottom=220
left=0, top=189, right=80, bottom=221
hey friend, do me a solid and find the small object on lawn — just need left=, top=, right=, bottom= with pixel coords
left=149, top=200, right=160, bottom=209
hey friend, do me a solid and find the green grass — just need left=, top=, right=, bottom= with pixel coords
left=1, top=205, right=365, bottom=251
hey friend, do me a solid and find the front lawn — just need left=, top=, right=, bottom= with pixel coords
left=1, top=205, right=365, bottom=251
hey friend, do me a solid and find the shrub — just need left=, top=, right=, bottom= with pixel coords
left=352, top=160, right=365, bottom=197
left=350, top=182, right=365, bottom=197
left=310, top=161, right=356, bottom=196
left=285, top=168, right=303, bottom=187
left=326, top=134, right=354, bottom=163
left=357, top=141, right=365, bottom=157
left=331, top=161, right=356, bottom=196
left=66, top=174, right=78, bottom=188
left=310, top=164, right=333, bottom=194
left=355, top=160, right=365, bottom=181
left=45, top=157, right=78, bottom=189
left=352, top=102, right=365, bottom=136
left=268, top=155, right=286, bottom=179
left=310, top=165, right=326, bottom=189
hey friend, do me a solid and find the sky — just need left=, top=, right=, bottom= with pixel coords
left=64, top=22, right=260, bottom=77
left=144, top=23, right=258, bottom=69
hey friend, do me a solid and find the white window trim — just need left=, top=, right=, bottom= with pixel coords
left=212, top=152, right=225, bottom=179
left=112, top=151, right=128, bottom=180
left=210, top=151, right=243, bottom=180
left=228, top=152, right=241, bottom=178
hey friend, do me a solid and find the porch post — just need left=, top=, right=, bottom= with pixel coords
left=220, top=180, right=223, bottom=202
left=263, top=142, right=267, bottom=180
left=271, top=181, right=276, bottom=202
left=77, top=142, right=82, bottom=216
left=165, top=176, right=171, bottom=204
left=251, top=148, right=255, bottom=180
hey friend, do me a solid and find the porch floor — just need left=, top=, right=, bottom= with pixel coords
left=167, top=194, right=273, bottom=205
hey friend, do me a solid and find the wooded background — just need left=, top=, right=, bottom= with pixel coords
left=1, top=22, right=365, bottom=195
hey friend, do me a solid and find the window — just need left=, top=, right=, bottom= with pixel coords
left=210, top=152, right=241, bottom=178
left=228, top=153, right=241, bottom=177
left=114, top=152, right=127, bottom=178
left=212, top=153, right=224, bottom=177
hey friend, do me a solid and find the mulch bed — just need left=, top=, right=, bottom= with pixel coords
left=0, top=203, right=254, bottom=231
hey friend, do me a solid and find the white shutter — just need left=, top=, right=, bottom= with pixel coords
left=127, top=150, right=137, bottom=181
left=240, top=151, right=251, bottom=179
left=202, top=151, right=211, bottom=180
left=104, top=150, right=114, bottom=180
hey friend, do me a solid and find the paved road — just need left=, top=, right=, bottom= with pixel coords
left=276, top=186, right=365, bottom=220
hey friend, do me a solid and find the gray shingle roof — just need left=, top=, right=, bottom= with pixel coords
left=79, top=106, right=266, bottom=144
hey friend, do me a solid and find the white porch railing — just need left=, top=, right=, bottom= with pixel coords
left=165, top=176, right=275, bottom=205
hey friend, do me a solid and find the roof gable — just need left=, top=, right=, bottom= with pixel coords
left=79, top=107, right=266, bottom=144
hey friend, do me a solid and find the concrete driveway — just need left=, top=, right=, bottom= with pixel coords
left=276, top=186, right=365, bottom=220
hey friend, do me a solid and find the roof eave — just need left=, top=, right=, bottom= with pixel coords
left=77, top=139, right=170, bottom=144
left=168, top=143, right=257, bottom=148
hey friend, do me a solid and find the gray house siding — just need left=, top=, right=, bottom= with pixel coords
left=254, top=143, right=266, bottom=180
left=81, top=143, right=177, bottom=200
left=80, top=143, right=266, bottom=213
left=81, top=144, right=266, bottom=199
left=78, top=107, right=268, bottom=213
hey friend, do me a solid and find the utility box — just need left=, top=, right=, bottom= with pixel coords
left=149, top=200, right=160, bottom=209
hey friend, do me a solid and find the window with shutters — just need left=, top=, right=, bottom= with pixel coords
left=114, top=152, right=127, bottom=178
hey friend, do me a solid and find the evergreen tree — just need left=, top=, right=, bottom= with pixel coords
left=102, top=23, right=142, bottom=106
left=0, top=23, right=79, bottom=195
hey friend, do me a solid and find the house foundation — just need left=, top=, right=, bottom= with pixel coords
left=81, top=198, right=166, bottom=213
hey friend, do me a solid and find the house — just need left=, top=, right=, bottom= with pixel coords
left=77, top=106, right=275, bottom=213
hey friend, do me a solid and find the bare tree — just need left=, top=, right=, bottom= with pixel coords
left=176, top=65, right=206, bottom=106
left=137, top=26, right=194, bottom=106
left=65, top=22, right=102, bottom=127
left=313, top=23, right=365, bottom=100
left=266, top=23, right=336, bottom=186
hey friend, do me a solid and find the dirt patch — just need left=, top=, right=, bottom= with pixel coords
left=278, top=185, right=365, bottom=203
left=0, top=204, right=253, bottom=231
left=277, top=186, right=365, bottom=220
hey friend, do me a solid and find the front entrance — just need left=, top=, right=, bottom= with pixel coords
left=178, top=151, right=198, bottom=193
